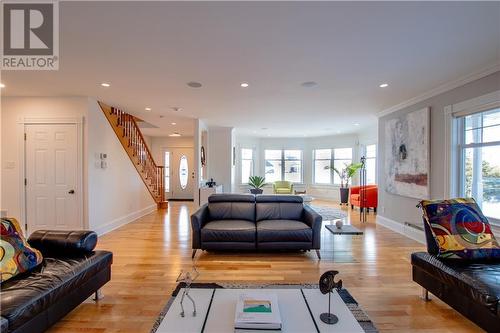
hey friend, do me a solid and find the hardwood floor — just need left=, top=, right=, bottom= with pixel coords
left=49, top=200, right=483, bottom=333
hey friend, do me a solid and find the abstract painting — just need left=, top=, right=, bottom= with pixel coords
left=384, top=107, right=430, bottom=198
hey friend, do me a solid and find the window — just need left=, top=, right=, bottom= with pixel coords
left=313, top=148, right=353, bottom=185
left=264, top=149, right=303, bottom=183
left=179, top=155, right=188, bottom=190
left=333, top=148, right=353, bottom=185
left=365, top=144, right=377, bottom=184
left=164, top=151, right=170, bottom=193
left=241, top=148, right=254, bottom=183
left=458, top=108, right=500, bottom=221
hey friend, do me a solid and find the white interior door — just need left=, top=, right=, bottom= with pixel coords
left=167, top=148, right=194, bottom=200
left=25, top=124, right=81, bottom=234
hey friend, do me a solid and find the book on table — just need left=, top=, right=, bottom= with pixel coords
left=234, top=292, right=282, bottom=330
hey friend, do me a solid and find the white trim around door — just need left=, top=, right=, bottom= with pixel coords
left=17, top=116, right=85, bottom=234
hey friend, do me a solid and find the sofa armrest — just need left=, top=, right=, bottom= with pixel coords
left=350, top=186, right=361, bottom=195
left=191, top=204, right=209, bottom=249
left=28, top=230, right=97, bottom=257
left=303, top=205, right=322, bottom=249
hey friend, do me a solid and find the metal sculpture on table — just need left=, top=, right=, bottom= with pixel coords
left=319, top=270, right=343, bottom=324
left=359, top=156, right=367, bottom=223
left=175, top=266, right=200, bottom=317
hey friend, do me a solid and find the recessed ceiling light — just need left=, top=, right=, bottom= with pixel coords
left=379, top=83, right=389, bottom=88
left=145, top=107, right=152, bottom=111
left=240, top=82, right=249, bottom=88
left=100, top=82, right=110, bottom=87
left=0, top=83, right=5, bottom=88
left=354, top=123, right=360, bottom=126
left=171, top=122, right=177, bottom=125
left=171, top=107, right=183, bottom=112
left=187, top=81, right=202, bottom=88
left=169, top=132, right=181, bottom=137
left=301, top=81, right=318, bottom=88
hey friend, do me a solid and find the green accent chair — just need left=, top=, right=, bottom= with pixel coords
left=273, top=181, right=294, bottom=194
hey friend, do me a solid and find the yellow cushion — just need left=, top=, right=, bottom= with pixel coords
left=1, top=218, right=43, bottom=282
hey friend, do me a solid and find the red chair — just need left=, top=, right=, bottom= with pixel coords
left=350, top=185, right=378, bottom=213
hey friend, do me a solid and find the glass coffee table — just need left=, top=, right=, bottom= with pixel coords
left=155, top=287, right=365, bottom=333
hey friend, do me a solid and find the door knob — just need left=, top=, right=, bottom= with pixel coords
left=68, top=189, right=75, bottom=194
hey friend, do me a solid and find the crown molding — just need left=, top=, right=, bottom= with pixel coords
left=377, top=63, right=500, bottom=118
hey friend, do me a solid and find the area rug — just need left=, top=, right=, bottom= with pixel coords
left=309, top=205, right=348, bottom=221
left=151, top=282, right=378, bottom=333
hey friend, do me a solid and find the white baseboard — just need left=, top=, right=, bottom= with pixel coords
left=376, top=215, right=426, bottom=244
left=93, top=204, right=157, bottom=236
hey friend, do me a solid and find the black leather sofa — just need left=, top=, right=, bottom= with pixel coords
left=0, top=230, right=113, bottom=333
left=411, top=222, right=500, bottom=332
left=191, top=194, right=322, bottom=258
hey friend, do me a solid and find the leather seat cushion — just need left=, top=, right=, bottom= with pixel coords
left=257, top=220, right=312, bottom=243
left=412, top=252, right=500, bottom=313
left=0, top=251, right=112, bottom=331
left=201, top=220, right=256, bottom=242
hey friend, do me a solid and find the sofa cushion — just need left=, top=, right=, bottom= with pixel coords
left=201, top=220, right=256, bottom=242
left=0, top=251, right=112, bottom=332
left=419, top=198, right=500, bottom=260
left=412, top=252, right=500, bottom=314
left=208, top=202, right=256, bottom=222
left=256, top=202, right=303, bottom=221
left=257, top=220, right=312, bottom=243
left=1, top=217, right=43, bottom=283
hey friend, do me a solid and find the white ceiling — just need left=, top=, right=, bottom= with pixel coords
left=2, top=1, right=499, bottom=137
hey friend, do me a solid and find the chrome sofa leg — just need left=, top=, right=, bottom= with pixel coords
left=420, top=288, right=430, bottom=301
left=315, top=250, right=321, bottom=260
left=93, top=289, right=104, bottom=301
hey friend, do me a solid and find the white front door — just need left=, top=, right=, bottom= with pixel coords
left=167, top=148, right=194, bottom=200
left=25, top=124, right=81, bottom=234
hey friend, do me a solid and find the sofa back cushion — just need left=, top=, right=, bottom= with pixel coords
left=256, top=195, right=304, bottom=221
left=208, top=194, right=256, bottom=221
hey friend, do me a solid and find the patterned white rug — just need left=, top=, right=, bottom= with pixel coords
left=309, top=205, right=348, bottom=221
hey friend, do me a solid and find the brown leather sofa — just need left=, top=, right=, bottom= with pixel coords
left=191, top=194, right=322, bottom=259
left=0, top=230, right=113, bottom=333
left=411, top=222, right=500, bottom=332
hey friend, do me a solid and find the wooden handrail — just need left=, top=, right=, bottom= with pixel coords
left=98, top=102, right=166, bottom=205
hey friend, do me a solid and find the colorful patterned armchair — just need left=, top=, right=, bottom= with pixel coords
left=273, top=181, right=294, bottom=194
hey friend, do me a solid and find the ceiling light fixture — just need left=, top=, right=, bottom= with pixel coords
left=0, top=83, right=5, bottom=88
left=100, top=82, right=110, bottom=87
left=171, top=122, right=177, bottom=125
left=301, top=81, right=318, bottom=88
left=169, top=132, right=181, bottom=137
left=354, top=123, right=360, bottom=126
left=379, top=83, right=389, bottom=88
left=240, top=82, right=249, bottom=88
left=187, top=81, right=202, bottom=88
left=145, top=107, right=152, bottom=111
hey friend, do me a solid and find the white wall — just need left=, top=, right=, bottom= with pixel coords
left=150, top=136, right=194, bottom=166
left=233, top=131, right=377, bottom=200
left=1, top=96, right=156, bottom=235
left=1, top=96, right=88, bottom=222
left=86, top=99, right=155, bottom=234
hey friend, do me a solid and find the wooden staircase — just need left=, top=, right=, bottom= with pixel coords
left=98, top=102, right=167, bottom=209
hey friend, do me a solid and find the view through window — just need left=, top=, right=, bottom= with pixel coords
left=265, top=149, right=302, bottom=183
left=460, top=107, right=500, bottom=221
left=365, top=144, right=377, bottom=184
left=164, top=151, right=170, bottom=193
left=241, top=148, right=253, bottom=183
left=313, top=148, right=353, bottom=184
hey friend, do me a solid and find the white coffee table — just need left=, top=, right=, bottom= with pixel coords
left=155, top=288, right=364, bottom=333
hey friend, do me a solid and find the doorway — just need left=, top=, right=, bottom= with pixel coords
left=24, top=123, right=82, bottom=234
left=164, top=148, right=194, bottom=200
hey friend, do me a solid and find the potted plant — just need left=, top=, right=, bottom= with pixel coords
left=325, top=162, right=363, bottom=204
left=248, top=176, right=266, bottom=195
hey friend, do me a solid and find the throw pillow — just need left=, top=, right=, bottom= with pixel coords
left=1, top=217, right=43, bottom=282
left=419, top=198, right=500, bottom=260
